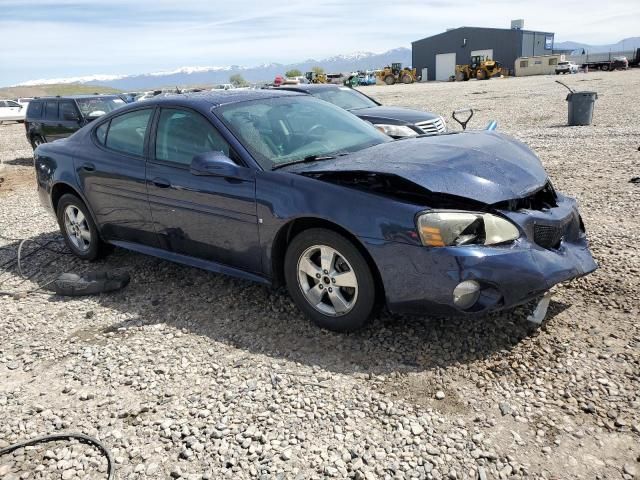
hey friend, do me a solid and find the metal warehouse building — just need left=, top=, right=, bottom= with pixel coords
left=412, top=23, right=555, bottom=81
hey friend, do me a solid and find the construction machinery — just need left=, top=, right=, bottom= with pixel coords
left=305, top=72, right=327, bottom=84
left=377, top=63, right=419, bottom=85
left=455, top=56, right=502, bottom=81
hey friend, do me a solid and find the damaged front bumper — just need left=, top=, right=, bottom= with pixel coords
left=364, top=195, right=597, bottom=316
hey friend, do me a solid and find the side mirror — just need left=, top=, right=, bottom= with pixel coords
left=190, top=151, right=251, bottom=180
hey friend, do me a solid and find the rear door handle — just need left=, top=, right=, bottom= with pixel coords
left=152, top=178, right=171, bottom=188
left=82, top=163, right=95, bottom=172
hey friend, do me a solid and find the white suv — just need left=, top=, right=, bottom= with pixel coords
left=555, top=61, right=579, bottom=75
left=0, top=100, right=26, bottom=124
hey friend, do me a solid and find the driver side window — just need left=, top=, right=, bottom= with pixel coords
left=155, top=108, right=232, bottom=166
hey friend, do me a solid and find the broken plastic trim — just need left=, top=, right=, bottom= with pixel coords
left=301, top=171, right=489, bottom=210
left=304, top=171, right=559, bottom=214
left=51, top=271, right=130, bottom=296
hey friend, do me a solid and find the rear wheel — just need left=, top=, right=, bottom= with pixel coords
left=56, top=193, right=103, bottom=261
left=601, top=64, right=609, bottom=71
left=401, top=74, right=412, bottom=84
left=384, top=75, right=396, bottom=86
left=284, top=228, right=376, bottom=332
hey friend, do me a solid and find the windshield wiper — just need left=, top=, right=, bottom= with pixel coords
left=271, top=153, right=347, bottom=170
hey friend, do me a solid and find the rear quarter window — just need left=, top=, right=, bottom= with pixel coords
left=27, top=101, right=43, bottom=118
left=95, top=121, right=109, bottom=145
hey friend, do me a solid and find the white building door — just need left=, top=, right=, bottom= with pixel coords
left=471, top=49, right=494, bottom=61
left=435, top=53, right=456, bottom=81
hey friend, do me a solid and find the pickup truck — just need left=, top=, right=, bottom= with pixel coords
left=555, top=61, right=579, bottom=74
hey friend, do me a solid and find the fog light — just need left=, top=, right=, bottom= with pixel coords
left=453, top=280, right=481, bottom=309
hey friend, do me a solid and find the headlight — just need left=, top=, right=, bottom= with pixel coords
left=374, top=124, right=418, bottom=137
left=416, top=211, right=520, bottom=247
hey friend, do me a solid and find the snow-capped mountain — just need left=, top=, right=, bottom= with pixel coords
left=15, top=48, right=412, bottom=90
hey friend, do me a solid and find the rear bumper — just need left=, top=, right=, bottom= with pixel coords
left=364, top=199, right=597, bottom=316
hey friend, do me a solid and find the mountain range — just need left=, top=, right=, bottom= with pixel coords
left=14, top=37, right=640, bottom=91
left=554, top=37, right=640, bottom=53
left=18, top=48, right=412, bottom=91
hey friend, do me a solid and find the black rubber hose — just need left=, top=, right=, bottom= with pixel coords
left=0, top=433, right=114, bottom=479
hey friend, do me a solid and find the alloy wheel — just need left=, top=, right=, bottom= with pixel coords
left=297, top=244, right=358, bottom=316
left=63, top=205, right=91, bottom=252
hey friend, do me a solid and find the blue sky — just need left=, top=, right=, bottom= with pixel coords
left=1, top=0, right=638, bottom=86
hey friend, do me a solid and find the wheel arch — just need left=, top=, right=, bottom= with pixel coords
left=271, top=217, right=385, bottom=301
left=50, top=182, right=100, bottom=233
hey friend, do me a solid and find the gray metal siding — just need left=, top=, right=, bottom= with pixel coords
left=412, top=27, right=553, bottom=80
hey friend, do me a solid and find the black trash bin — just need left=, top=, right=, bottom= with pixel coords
left=566, top=91, right=597, bottom=126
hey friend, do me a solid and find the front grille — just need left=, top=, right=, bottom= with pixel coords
left=415, top=117, right=446, bottom=135
left=534, top=223, right=566, bottom=249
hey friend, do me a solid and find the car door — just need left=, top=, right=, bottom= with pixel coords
left=146, top=107, right=260, bottom=273
left=57, top=100, right=83, bottom=139
left=42, top=100, right=60, bottom=141
left=75, top=107, right=158, bottom=247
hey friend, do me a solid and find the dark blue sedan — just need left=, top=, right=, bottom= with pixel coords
left=34, top=90, right=596, bottom=331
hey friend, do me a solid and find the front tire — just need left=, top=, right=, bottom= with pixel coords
left=284, top=228, right=376, bottom=332
left=56, top=193, right=103, bottom=261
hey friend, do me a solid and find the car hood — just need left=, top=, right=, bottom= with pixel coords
left=281, top=131, right=548, bottom=205
left=349, top=105, right=440, bottom=124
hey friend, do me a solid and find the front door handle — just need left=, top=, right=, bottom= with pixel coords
left=82, top=163, right=95, bottom=172
left=152, top=178, right=171, bottom=188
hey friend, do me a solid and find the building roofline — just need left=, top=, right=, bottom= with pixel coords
left=412, top=26, right=554, bottom=44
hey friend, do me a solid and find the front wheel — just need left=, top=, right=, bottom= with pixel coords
left=284, top=228, right=377, bottom=332
left=56, top=193, right=104, bottom=261
left=384, top=75, right=395, bottom=86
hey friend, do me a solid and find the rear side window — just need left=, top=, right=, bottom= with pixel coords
left=44, top=101, right=58, bottom=120
left=104, top=109, right=152, bottom=157
left=27, top=101, right=43, bottom=118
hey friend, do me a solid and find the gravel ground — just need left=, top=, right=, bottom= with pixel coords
left=1, top=70, right=639, bottom=480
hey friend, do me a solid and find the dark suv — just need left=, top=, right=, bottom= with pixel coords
left=25, top=95, right=126, bottom=149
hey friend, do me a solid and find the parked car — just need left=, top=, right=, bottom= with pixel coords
left=612, top=56, right=629, bottom=70
left=34, top=90, right=596, bottom=332
left=16, top=97, right=34, bottom=107
left=0, top=99, right=26, bottom=124
left=25, top=95, right=126, bottom=148
left=276, top=84, right=446, bottom=137
left=555, top=61, right=579, bottom=74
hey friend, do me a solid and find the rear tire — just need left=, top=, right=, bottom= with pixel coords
left=401, top=74, right=412, bottom=84
left=384, top=75, right=395, bottom=86
left=284, top=228, right=377, bottom=332
left=56, top=193, right=104, bottom=261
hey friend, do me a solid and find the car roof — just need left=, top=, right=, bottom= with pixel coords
left=139, top=89, right=304, bottom=107
left=276, top=84, right=343, bottom=94
left=30, top=94, right=121, bottom=101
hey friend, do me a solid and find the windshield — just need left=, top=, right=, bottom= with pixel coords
left=311, top=87, right=378, bottom=110
left=217, top=95, right=390, bottom=169
left=76, top=97, right=125, bottom=117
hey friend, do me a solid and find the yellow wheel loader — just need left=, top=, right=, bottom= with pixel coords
left=455, top=56, right=502, bottom=81
left=377, top=63, right=419, bottom=85
left=305, top=72, right=327, bottom=84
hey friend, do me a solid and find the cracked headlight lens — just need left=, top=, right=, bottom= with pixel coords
left=374, top=124, right=418, bottom=137
left=417, top=211, right=520, bottom=247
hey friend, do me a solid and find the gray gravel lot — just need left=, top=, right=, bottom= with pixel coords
left=1, top=70, right=639, bottom=479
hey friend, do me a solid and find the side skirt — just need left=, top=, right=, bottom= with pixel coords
left=108, top=240, right=271, bottom=286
